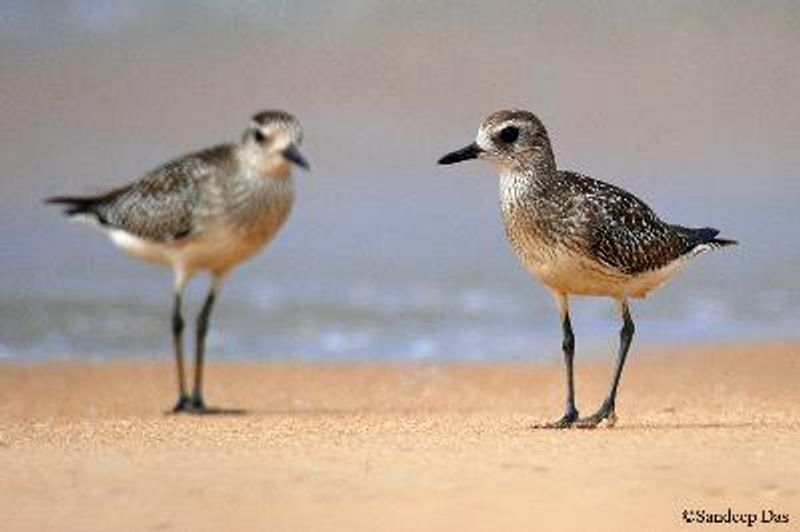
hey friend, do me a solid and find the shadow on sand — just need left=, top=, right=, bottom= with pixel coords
left=164, top=406, right=248, bottom=417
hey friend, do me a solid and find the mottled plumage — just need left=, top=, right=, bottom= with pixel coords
left=67, top=145, right=233, bottom=242
left=47, top=110, right=309, bottom=413
left=500, top=167, right=734, bottom=297
left=440, top=109, right=735, bottom=428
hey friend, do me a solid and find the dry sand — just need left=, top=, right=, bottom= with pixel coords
left=1, top=343, right=798, bottom=531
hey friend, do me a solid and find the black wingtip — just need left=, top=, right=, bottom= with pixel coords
left=696, top=227, right=737, bottom=248
left=44, top=195, right=96, bottom=217
left=711, top=237, right=738, bottom=247
left=696, top=229, right=738, bottom=249
left=44, top=196, right=69, bottom=205
left=672, top=225, right=738, bottom=253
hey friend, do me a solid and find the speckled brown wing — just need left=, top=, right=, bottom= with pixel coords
left=93, top=145, right=234, bottom=242
left=562, top=172, right=693, bottom=275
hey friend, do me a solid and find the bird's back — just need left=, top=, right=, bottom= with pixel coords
left=560, top=171, right=692, bottom=274
left=97, top=145, right=237, bottom=242
left=501, top=170, right=735, bottom=297
left=48, top=145, right=237, bottom=243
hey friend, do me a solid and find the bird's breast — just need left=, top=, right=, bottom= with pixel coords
left=182, top=175, right=294, bottom=274
left=499, top=173, right=560, bottom=266
left=498, top=172, right=629, bottom=296
left=229, top=176, right=294, bottom=244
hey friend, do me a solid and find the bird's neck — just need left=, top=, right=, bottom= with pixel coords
left=495, top=147, right=557, bottom=178
left=499, top=160, right=558, bottom=190
left=498, top=154, right=561, bottom=214
left=237, top=146, right=292, bottom=179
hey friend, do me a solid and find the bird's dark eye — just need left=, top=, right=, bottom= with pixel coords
left=499, top=126, right=519, bottom=144
left=254, top=130, right=267, bottom=144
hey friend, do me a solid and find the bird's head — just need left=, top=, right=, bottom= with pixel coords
left=242, top=110, right=309, bottom=177
left=438, top=109, right=554, bottom=174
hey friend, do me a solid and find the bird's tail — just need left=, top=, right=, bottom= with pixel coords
left=44, top=195, right=107, bottom=225
left=708, top=236, right=738, bottom=248
left=674, top=225, right=738, bottom=254
left=44, top=195, right=94, bottom=215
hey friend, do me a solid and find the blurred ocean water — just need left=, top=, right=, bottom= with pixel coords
left=1, top=2, right=798, bottom=361
left=2, top=213, right=798, bottom=362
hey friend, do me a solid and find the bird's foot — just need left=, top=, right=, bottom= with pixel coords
left=533, top=407, right=579, bottom=429
left=189, top=393, right=207, bottom=412
left=171, top=395, right=192, bottom=413
left=168, top=394, right=208, bottom=414
left=574, top=400, right=616, bottom=429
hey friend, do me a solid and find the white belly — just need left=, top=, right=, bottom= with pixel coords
left=108, top=229, right=170, bottom=265
left=624, top=257, right=688, bottom=298
left=519, top=243, right=689, bottom=299
left=107, top=219, right=285, bottom=276
left=521, top=245, right=630, bottom=297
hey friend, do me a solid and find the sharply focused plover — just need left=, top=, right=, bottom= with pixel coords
left=439, top=109, right=736, bottom=428
left=47, top=110, right=308, bottom=413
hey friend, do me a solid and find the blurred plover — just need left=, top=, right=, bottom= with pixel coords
left=439, top=109, right=735, bottom=428
left=47, top=110, right=309, bottom=413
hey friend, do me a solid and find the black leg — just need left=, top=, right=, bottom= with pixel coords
left=576, top=300, right=635, bottom=428
left=535, top=294, right=579, bottom=429
left=171, top=292, right=190, bottom=413
left=560, top=313, right=579, bottom=421
left=190, top=286, right=217, bottom=411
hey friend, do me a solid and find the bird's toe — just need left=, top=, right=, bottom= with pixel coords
left=533, top=409, right=579, bottom=429
left=189, top=394, right=207, bottom=412
left=574, top=405, right=617, bottom=429
left=169, top=395, right=192, bottom=414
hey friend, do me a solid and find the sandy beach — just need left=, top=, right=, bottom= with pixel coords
left=1, top=342, right=798, bottom=531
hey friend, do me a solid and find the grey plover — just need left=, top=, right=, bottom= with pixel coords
left=46, top=110, right=308, bottom=413
left=439, top=109, right=736, bottom=428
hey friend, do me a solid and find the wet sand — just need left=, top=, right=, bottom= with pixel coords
left=1, top=343, right=798, bottom=531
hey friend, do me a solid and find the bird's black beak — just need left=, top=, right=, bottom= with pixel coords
left=438, top=143, right=482, bottom=165
left=283, top=144, right=310, bottom=170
